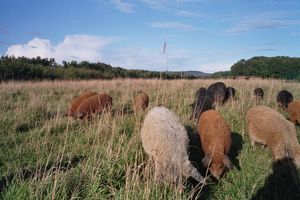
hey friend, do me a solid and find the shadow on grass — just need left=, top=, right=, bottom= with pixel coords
left=186, top=125, right=206, bottom=175
left=185, top=126, right=244, bottom=199
left=228, top=132, right=243, bottom=170
left=185, top=125, right=211, bottom=200
left=14, top=110, right=62, bottom=134
left=0, top=155, right=85, bottom=193
left=251, top=158, right=300, bottom=200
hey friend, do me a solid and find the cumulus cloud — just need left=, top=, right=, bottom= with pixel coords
left=6, top=38, right=54, bottom=59
left=6, top=35, right=118, bottom=63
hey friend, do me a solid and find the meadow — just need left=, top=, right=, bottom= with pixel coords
left=0, top=78, right=299, bottom=200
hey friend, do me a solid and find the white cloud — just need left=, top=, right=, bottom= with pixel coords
left=147, top=22, right=199, bottom=31
left=198, top=63, right=233, bottom=73
left=142, top=0, right=169, bottom=10
left=290, top=32, right=300, bottom=36
left=103, top=47, right=199, bottom=71
left=0, top=27, right=10, bottom=35
left=142, top=0, right=206, bottom=11
left=224, top=19, right=295, bottom=34
left=5, top=34, right=230, bottom=73
left=110, top=0, right=134, bottom=13
left=223, top=12, right=300, bottom=34
left=175, top=10, right=201, bottom=17
left=102, top=47, right=229, bottom=72
left=6, top=38, right=54, bottom=59
left=6, top=35, right=118, bottom=63
left=98, top=0, right=134, bottom=13
left=102, top=0, right=207, bottom=14
left=104, top=48, right=167, bottom=71
left=256, top=48, right=277, bottom=52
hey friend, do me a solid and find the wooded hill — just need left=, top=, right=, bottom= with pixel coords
left=212, top=56, right=300, bottom=81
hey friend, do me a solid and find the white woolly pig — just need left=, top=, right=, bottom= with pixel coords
left=140, top=106, right=204, bottom=185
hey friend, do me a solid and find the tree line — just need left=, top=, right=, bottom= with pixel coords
left=211, top=56, right=300, bottom=81
left=0, top=56, right=197, bottom=81
left=1, top=56, right=300, bottom=81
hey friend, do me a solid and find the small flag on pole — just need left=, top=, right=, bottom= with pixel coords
left=163, top=41, right=166, bottom=54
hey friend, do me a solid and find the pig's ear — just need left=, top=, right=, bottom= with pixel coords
left=223, top=155, right=234, bottom=169
left=202, top=153, right=212, bottom=167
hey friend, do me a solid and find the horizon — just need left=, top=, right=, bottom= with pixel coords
left=1, top=0, right=300, bottom=73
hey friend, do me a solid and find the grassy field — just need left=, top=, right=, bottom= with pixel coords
left=0, top=78, right=300, bottom=200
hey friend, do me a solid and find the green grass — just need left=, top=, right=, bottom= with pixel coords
left=0, top=78, right=299, bottom=199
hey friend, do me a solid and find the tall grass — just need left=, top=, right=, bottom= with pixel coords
left=0, top=78, right=299, bottom=199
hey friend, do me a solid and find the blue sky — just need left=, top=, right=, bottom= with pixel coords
left=1, top=0, right=300, bottom=73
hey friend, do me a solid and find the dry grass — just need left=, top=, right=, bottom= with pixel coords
left=0, top=78, right=299, bottom=200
